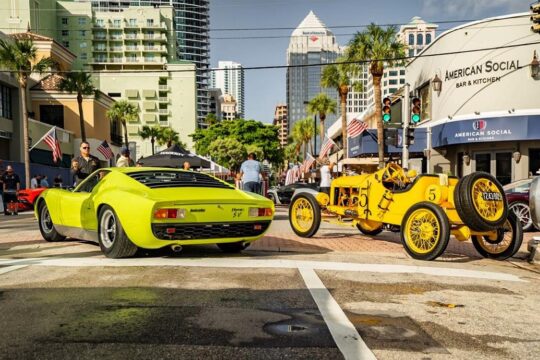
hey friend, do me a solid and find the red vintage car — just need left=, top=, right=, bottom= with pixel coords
left=16, top=188, right=47, bottom=212
left=503, top=178, right=538, bottom=232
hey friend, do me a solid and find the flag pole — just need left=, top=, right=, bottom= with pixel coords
left=29, top=126, right=56, bottom=151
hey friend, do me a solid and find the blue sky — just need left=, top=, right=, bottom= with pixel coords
left=209, top=0, right=531, bottom=123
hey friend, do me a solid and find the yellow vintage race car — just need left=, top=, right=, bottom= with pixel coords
left=289, top=163, right=522, bottom=261
left=35, top=168, right=274, bottom=258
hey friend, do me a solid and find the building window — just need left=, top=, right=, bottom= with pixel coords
left=417, top=33, right=424, bottom=46
left=129, top=18, right=137, bottom=26
left=147, top=19, right=154, bottom=27
left=80, top=53, right=87, bottom=61
left=40, top=105, right=64, bottom=128
left=80, top=30, right=86, bottom=37
left=389, top=70, right=398, bottom=77
left=113, top=19, right=121, bottom=28
left=0, top=85, right=13, bottom=120
left=408, top=48, right=415, bottom=58
left=61, top=30, right=69, bottom=37
left=400, top=79, right=405, bottom=84
left=80, top=42, right=87, bottom=48
left=389, top=79, right=398, bottom=85
left=96, top=19, right=104, bottom=27
left=408, top=33, right=414, bottom=45
left=108, top=93, right=121, bottom=98
left=78, top=17, right=86, bottom=25
left=400, top=69, right=406, bottom=75
left=62, top=41, right=69, bottom=48
left=61, top=17, right=68, bottom=25
left=426, top=33, right=432, bottom=44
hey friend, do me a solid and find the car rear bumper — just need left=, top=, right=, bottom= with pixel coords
left=151, top=221, right=272, bottom=241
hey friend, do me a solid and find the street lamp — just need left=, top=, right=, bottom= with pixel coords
left=432, top=74, right=442, bottom=95
left=531, top=50, right=540, bottom=79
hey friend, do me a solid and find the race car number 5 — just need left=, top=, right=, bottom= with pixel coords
left=426, top=185, right=441, bottom=203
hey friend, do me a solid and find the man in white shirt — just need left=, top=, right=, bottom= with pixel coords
left=319, top=160, right=335, bottom=195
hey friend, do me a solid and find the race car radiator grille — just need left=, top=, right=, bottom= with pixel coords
left=152, top=221, right=272, bottom=240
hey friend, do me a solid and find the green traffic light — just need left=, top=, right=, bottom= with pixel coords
left=411, top=114, right=421, bottom=123
left=383, top=113, right=391, bottom=122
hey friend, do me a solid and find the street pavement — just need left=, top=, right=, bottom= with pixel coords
left=0, top=208, right=539, bottom=359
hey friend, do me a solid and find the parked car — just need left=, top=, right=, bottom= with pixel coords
left=17, top=188, right=47, bottom=212
left=267, top=182, right=319, bottom=205
left=35, top=168, right=274, bottom=258
left=503, top=178, right=538, bottom=231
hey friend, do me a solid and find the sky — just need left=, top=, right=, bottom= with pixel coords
left=209, top=0, right=531, bottom=123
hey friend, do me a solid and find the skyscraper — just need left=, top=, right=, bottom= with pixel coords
left=286, top=11, right=341, bottom=148
left=89, top=0, right=210, bottom=125
left=211, top=61, right=245, bottom=119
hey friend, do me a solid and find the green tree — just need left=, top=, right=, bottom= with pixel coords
left=321, top=58, right=363, bottom=159
left=138, top=125, right=161, bottom=155
left=284, top=143, right=299, bottom=164
left=291, top=117, right=315, bottom=160
left=306, top=93, right=337, bottom=150
left=58, top=71, right=96, bottom=142
left=157, top=127, right=187, bottom=148
left=205, top=113, right=218, bottom=126
left=0, top=37, right=54, bottom=189
left=347, top=24, right=406, bottom=165
left=106, top=100, right=139, bottom=147
left=207, top=137, right=246, bottom=171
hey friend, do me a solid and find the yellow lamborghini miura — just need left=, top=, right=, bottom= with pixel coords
left=35, top=168, right=274, bottom=258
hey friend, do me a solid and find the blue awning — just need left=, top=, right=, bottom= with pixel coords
left=348, top=128, right=428, bottom=158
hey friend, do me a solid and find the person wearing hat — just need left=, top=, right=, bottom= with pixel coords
left=116, top=147, right=135, bottom=168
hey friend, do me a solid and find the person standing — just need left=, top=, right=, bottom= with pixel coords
left=2, top=165, right=20, bottom=215
left=319, top=160, right=335, bottom=195
left=41, top=175, right=49, bottom=188
left=116, top=147, right=134, bottom=167
left=71, top=141, right=100, bottom=185
left=182, top=161, right=191, bottom=171
left=239, top=153, right=263, bottom=194
left=53, top=174, right=63, bottom=188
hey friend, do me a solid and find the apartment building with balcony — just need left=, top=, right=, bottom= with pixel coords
left=273, top=104, right=288, bottom=148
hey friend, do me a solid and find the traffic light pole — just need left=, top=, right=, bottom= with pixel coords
left=402, top=83, right=410, bottom=168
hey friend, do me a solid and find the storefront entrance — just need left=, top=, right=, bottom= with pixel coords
left=474, top=151, right=512, bottom=185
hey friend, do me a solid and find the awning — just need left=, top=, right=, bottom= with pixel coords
left=348, top=129, right=428, bottom=158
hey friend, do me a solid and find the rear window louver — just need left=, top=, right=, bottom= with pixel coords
left=128, top=171, right=233, bottom=189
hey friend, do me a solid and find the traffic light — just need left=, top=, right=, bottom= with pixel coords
left=532, top=1, right=540, bottom=33
left=382, top=97, right=391, bottom=123
left=405, top=127, right=415, bottom=146
left=384, top=128, right=399, bottom=147
left=411, top=97, right=421, bottom=124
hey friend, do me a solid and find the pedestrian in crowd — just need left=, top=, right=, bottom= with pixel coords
left=116, top=147, right=134, bottom=167
left=30, top=174, right=41, bottom=189
left=183, top=161, right=191, bottom=171
left=1, top=165, right=20, bottom=215
left=239, top=153, right=264, bottom=194
left=53, top=174, right=63, bottom=188
left=41, top=175, right=49, bottom=188
left=319, top=159, right=335, bottom=195
left=71, top=141, right=100, bottom=185
left=136, top=160, right=143, bottom=167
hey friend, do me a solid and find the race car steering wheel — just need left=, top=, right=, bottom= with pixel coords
left=382, top=163, right=408, bottom=186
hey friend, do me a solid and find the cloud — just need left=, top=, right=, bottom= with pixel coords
left=420, top=0, right=529, bottom=18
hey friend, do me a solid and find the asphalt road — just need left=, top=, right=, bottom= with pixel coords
left=0, top=212, right=540, bottom=359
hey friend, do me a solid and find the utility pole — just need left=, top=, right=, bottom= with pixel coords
left=402, top=83, right=410, bottom=168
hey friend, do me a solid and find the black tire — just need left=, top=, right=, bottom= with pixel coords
left=454, top=172, right=508, bottom=231
left=400, top=202, right=450, bottom=261
left=471, top=212, right=523, bottom=260
left=268, top=193, right=277, bottom=205
left=508, top=201, right=533, bottom=232
left=217, top=241, right=250, bottom=253
left=97, top=205, right=138, bottom=258
left=38, top=201, right=66, bottom=242
left=356, top=222, right=383, bottom=236
left=289, top=193, right=321, bottom=238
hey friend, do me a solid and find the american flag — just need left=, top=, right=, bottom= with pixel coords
left=43, top=127, right=62, bottom=163
left=347, top=118, right=368, bottom=138
left=318, top=136, right=336, bottom=159
left=97, top=140, right=114, bottom=160
left=302, top=153, right=315, bottom=172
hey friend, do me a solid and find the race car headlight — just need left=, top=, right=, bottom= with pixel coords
left=154, top=208, right=186, bottom=219
left=249, top=207, right=273, bottom=217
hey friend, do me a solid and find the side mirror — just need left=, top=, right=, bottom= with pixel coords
left=529, top=177, right=540, bottom=229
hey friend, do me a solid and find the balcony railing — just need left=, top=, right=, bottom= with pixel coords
left=158, top=85, right=169, bottom=91
left=158, top=109, right=169, bottom=114
left=158, top=97, right=168, bottom=102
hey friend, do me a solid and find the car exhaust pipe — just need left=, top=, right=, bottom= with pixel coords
left=171, top=245, right=183, bottom=253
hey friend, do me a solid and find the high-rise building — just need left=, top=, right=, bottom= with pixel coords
left=220, top=94, right=237, bottom=121
left=211, top=61, right=245, bottom=119
left=273, top=104, right=288, bottom=148
left=287, top=11, right=341, bottom=149
left=88, top=0, right=210, bottom=125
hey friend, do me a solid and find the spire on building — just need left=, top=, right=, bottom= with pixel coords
left=291, top=10, right=333, bottom=37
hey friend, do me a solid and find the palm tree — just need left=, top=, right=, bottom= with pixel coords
left=291, top=117, right=315, bottom=160
left=306, top=93, right=337, bottom=152
left=157, top=127, right=187, bottom=148
left=138, top=125, right=161, bottom=155
left=321, top=58, right=362, bottom=159
left=106, top=100, right=139, bottom=147
left=347, top=24, right=406, bottom=165
left=58, top=72, right=96, bottom=142
left=0, top=37, right=54, bottom=189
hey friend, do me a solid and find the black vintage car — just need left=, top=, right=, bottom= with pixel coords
left=267, top=182, right=319, bottom=205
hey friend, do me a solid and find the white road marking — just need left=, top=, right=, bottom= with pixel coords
left=300, top=267, right=376, bottom=360
left=0, top=257, right=524, bottom=282
left=0, top=265, right=27, bottom=275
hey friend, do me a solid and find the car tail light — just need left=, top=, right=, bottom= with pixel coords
left=154, top=208, right=186, bottom=219
left=249, top=207, right=273, bottom=217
